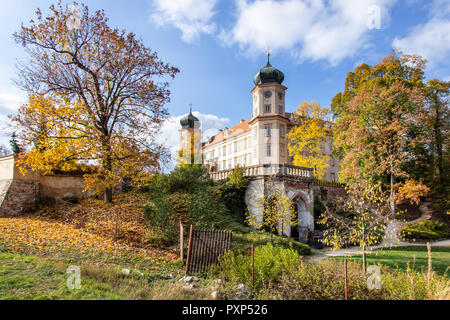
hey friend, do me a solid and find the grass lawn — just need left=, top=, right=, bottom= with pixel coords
left=333, top=246, right=450, bottom=276
left=0, top=250, right=190, bottom=300
left=0, top=190, right=313, bottom=299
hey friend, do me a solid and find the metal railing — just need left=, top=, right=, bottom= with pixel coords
left=207, top=164, right=314, bottom=181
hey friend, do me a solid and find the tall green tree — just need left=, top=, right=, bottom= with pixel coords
left=423, top=79, right=449, bottom=190
left=9, top=132, right=21, bottom=155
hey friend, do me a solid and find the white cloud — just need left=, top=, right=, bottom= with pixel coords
left=157, top=111, right=230, bottom=171
left=0, top=93, right=24, bottom=111
left=150, top=0, right=218, bottom=42
left=0, top=113, right=12, bottom=148
left=221, top=0, right=393, bottom=65
left=392, top=0, right=450, bottom=68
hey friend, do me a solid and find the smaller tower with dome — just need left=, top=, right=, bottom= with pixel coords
left=178, top=106, right=202, bottom=165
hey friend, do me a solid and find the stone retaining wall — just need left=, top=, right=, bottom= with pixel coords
left=313, top=185, right=347, bottom=202
left=0, top=179, right=39, bottom=217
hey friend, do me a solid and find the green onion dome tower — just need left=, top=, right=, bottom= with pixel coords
left=253, top=53, right=285, bottom=86
left=180, top=107, right=200, bottom=129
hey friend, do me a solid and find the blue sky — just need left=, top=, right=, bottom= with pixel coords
left=0, top=0, right=449, bottom=163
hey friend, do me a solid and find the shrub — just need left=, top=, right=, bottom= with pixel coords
left=394, top=203, right=422, bottom=221
left=229, top=223, right=311, bottom=256
left=210, top=243, right=300, bottom=292
left=216, top=181, right=247, bottom=223
left=216, top=166, right=249, bottom=223
left=381, top=264, right=450, bottom=300
left=256, top=259, right=450, bottom=300
left=401, top=220, right=450, bottom=241
left=228, top=165, right=249, bottom=190
left=143, top=198, right=178, bottom=245
left=144, top=165, right=231, bottom=244
left=258, top=259, right=386, bottom=300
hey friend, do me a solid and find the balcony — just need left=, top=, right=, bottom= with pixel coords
left=207, top=164, right=314, bottom=182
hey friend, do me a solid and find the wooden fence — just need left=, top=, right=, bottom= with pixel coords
left=185, top=226, right=232, bottom=275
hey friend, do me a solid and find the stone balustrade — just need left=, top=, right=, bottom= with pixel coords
left=207, top=164, right=314, bottom=181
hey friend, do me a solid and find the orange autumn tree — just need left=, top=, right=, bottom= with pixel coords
left=332, top=53, right=432, bottom=215
left=287, top=102, right=332, bottom=179
left=334, top=83, right=427, bottom=215
left=12, top=2, right=178, bottom=202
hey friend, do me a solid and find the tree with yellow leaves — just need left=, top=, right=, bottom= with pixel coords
left=287, top=102, right=332, bottom=179
left=12, top=2, right=178, bottom=202
left=318, top=181, right=389, bottom=274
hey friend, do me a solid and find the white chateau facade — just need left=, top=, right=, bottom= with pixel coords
left=201, top=54, right=339, bottom=182
left=179, top=55, right=341, bottom=243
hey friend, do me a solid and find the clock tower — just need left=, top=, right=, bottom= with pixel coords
left=249, top=53, right=290, bottom=166
left=251, top=52, right=287, bottom=118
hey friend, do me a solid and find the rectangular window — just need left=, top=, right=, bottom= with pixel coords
left=278, top=105, right=283, bottom=114
left=234, top=142, right=237, bottom=153
left=280, top=125, right=285, bottom=138
left=265, top=105, right=271, bottom=113
left=222, top=146, right=226, bottom=156
left=266, top=144, right=271, bottom=156
left=280, top=144, right=285, bottom=156
left=265, top=124, right=271, bottom=137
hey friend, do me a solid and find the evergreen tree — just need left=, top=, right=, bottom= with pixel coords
left=10, top=132, right=21, bottom=155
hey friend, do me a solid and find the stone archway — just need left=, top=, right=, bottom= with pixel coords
left=290, top=194, right=314, bottom=243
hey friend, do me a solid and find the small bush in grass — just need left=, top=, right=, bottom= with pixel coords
left=144, top=198, right=178, bottom=245
left=401, top=220, right=450, bottom=241
left=209, top=243, right=300, bottom=293
left=258, top=259, right=387, bottom=300
left=256, top=259, right=449, bottom=300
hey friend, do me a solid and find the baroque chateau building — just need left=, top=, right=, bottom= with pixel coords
left=178, top=55, right=342, bottom=242
left=198, top=54, right=339, bottom=182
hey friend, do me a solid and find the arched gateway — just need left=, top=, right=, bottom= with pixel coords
left=291, top=196, right=314, bottom=242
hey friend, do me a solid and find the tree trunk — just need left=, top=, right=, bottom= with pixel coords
left=389, top=171, right=395, bottom=217
left=433, top=104, right=444, bottom=186
left=102, top=136, right=113, bottom=204
left=362, top=224, right=366, bottom=276
left=362, top=246, right=366, bottom=276
left=104, top=188, right=113, bottom=203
